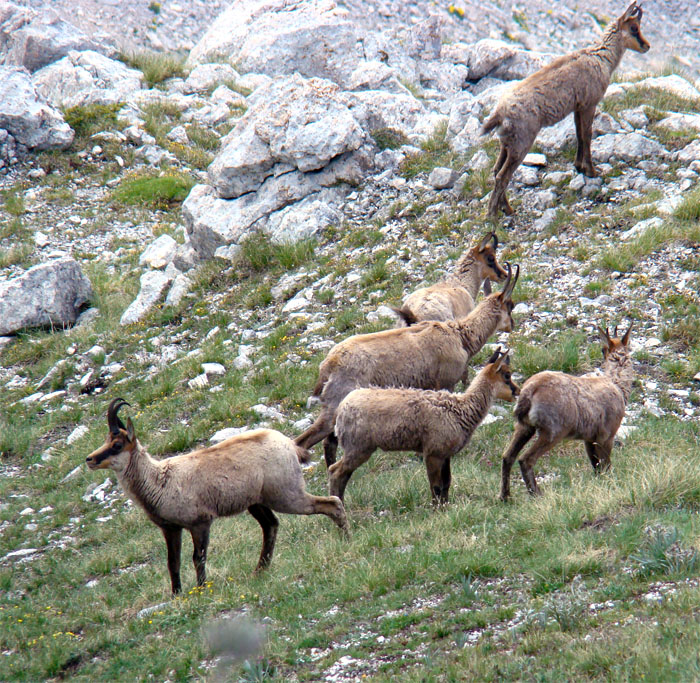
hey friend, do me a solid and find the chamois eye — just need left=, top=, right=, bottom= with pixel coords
left=112, top=441, right=123, bottom=450
left=630, top=25, right=639, bottom=35
left=488, top=256, right=495, bottom=264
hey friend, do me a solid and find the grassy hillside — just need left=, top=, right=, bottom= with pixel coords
left=1, top=90, right=700, bottom=680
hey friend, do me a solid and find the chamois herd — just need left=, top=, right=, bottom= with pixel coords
left=86, top=3, right=647, bottom=593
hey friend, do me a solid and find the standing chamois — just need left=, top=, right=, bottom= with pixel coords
left=500, top=324, right=633, bottom=501
left=393, top=232, right=507, bottom=326
left=295, top=264, right=520, bottom=467
left=86, top=399, right=348, bottom=594
left=330, top=348, right=519, bottom=506
left=482, top=2, right=650, bottom=219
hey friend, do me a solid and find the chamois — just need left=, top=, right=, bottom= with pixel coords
left=482, top=2, right=650, bottom=219
left=86, top=399, right=348, bottom=594
left=500, top=324, right=633, bottom=501
left=295, top=264, right=520, bottom=468
left=393, top=232, right=507, bottom=326
left=330, top=348, right=519, bottom=505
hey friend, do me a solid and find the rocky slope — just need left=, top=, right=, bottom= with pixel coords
left=0, top=0, right=699, bottom=678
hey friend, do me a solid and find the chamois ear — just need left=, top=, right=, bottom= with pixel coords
left=621, top=323, right=633, bottom=345
left=598, top=326, right=611, bottom=355
left=477, top=232, right=494, bottom=252
left=487, top=346, right=502, bottom=365
left=126, top=417, right=136, bottom=443
left=493, top=353, right=507, bottom=372
left=620, top=2, right=641, bottom=23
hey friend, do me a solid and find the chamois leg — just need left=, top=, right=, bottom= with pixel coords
left=190, top=523, right=211, bottom=586
left=575, top=106, right=597, bottom=177
left=517, top=432, right=560, bottom=496
left=584, top=441, right=600, bottom=472
left=295, top=408, right=335, bottom=451
left=493, top=143, right=507, bottom=177
left=323, top=433, right=339, bottom=467
left=500, top=423, right=536, bottom=501
left=574, top=110, right=585, bottom=171
left=274, top=486, right=349, bottom=536
left=162, top=526, right=183, bottom=594
left=585, top=439, right=612, bottom=473
left=248, top=504, right=279, bottom=572
left=424, top=452, right=449, bottom=505
left=489, top=145, right=528, bottom=218
left=328, top=448, right=374, bottom=502
left=440, top=457, right=452, bottom=503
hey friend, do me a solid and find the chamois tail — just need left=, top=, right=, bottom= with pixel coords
left=513, top=392, right=532, bottom=424
left=391, top=306, right=419, bottom=326
left=481, top=110, right=503, bottom=135
left=295, top=444, right=312, bottom=464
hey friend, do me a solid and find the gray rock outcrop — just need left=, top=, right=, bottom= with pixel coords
left=0, top=257, right=93, bottom=335
left=189, top=0, right=360, bottom=87
left=0, top=66, right=73, bottom=149
left=33, top=50, right=144, bottom=108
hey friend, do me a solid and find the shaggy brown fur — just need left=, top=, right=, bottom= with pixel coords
left=393, top=232, right=508, bottom=326
left=86, top=399, right=348, bottom=594
left=500, top=325, right=634, bottom=501
left=482, top=2, right=650, bottom=219
left=330, top=349, right=519, bottom=506
left=295, top=265, right=520, bottom=468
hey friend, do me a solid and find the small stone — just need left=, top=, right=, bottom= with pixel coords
left=513, top=303, right=529, bottom=315
left=523, top=153, right=547, bottom=167
left=569, top=174, right=585, bottom=191
left=201, top=362, right=225, bottom=376
left=19, top=507, right=34, bottom=516
left=282, top=296, right=310, bottom=313
left=428, top=167, right=457, bottom=189
left=210, top=426, right=248, bottom=443
left=2, top=548, right=39, bottom=562
left=34, top=231, right=50, bottom=247
left=66, top=425, right=89, bottom=445
left=137, top=602, right=170, bottom=619
left=188, top=373, right=209, bottom=389
left=61, top=465, right=82, bottom=482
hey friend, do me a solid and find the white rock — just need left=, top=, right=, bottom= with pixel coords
left=66, top=425, right=88, bottom=445
left=189, top=0, right=359, bottom=86
left=282, top=296, right=310, bottom=313
left=210, top=426, right=249, bottom=443
left=139, top=234, right=178, bottom=270
left=188, top=373, right=209, bottom=389
left=569, top=174, right=586, bottom=191
left=676, top=139, right=700, bottom=164
left=166, top=125, right=188, bottom=144
left=428, top=167, right=457, bottom=189
left=656, top=112, right=700, bottom=133
left=202, top=362, right=225, bottom=376
left=33, top=50, right=143, bottom=109
left=513, top=303, right=529, bottom=315
left=164, top=273, right=191, bottom=307
left=120, top=270, right=173, bottom=326
left=183, top=63, right=240, bottom=94
left=61, top=465, right=82, bottom=482
left=19, top=507, right=34, bottom=516
left=251, top=404, right=285, bottom=421
left=532, top=208, right=558, bottom=232
left=523, top=153, right=547, bottom=167
left=591, top=133, right=668, bottom=163
left=620, top=217, right=664, bottom=241
left=2, top=548, right=39, bottom=562
left=34, top=231, right=49, bottom=247
left=0, top=257, right=92, bottom=335
left=628, top=74, right=700, bottom=102
left=137, top=602, right=170, bottom=619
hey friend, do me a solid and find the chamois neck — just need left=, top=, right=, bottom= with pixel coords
left=455, top=370, right=495, bottom=433
left=118, top=442, right=167, bottom=512
left=452, top=295, right=502, bottom=357
left=603, top=350, right=634, bottom=403
left=591, top=23, right=627, bottom=74
left=450, top=253, right=482, bottom=300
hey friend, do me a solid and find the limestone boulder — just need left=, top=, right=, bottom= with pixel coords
left=0, top=257, right=92, bottom=335
left=591, top=133, right=669, bottom=163
left=33, top=50, right=144, bottom=108
left=0, top=66, right=73, bottom=149
left=189, top=0, right=359, bottom=86
left=209, top=74, right=365, bottom=199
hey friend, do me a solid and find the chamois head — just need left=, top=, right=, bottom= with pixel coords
left=485, top=347, right=520, bottom=401
left=473, top=232, right=508, bottom=284
left=598, top=323, right=633, bottom=359
left=617, top=2, right=650, bottom=53
left=494, top=262, right=520, bottom=333
left=86, top=398, right=137, bottom=472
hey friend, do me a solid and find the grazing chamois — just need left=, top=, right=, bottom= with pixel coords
left=295, top=264, right=520, bottom=467
left=393, top=232, right=508, bottom=326
left=500, top=324, right=633, bottom=501
left=86, top=399, right=348, bottom=594
left=482, top=2, right=650, bottom=219
left=330, top=348, right=519, bottom=505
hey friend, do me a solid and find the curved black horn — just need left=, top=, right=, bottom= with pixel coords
left=622, top=323, right=633, bottom=344
left=487, top=345, right=502, bottom=364
left=491, top=231, right=498, bottom=249
left=505, top=263, right=520, bottom=297
left=501, top=262, right=512, bottom=294
left=613, top=325, right=619, bottom=338
left=107, top=398, right=131, bottom=434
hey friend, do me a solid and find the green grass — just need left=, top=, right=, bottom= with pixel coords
left=62, top=103, right=123, bottom=143
left=111, top=172, right=195, bottom=209
left=371, top=128, right=409, bottom=151
left=119, top=51, right=187, bottom=88
left=399, top=121, right=458, bottom=179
